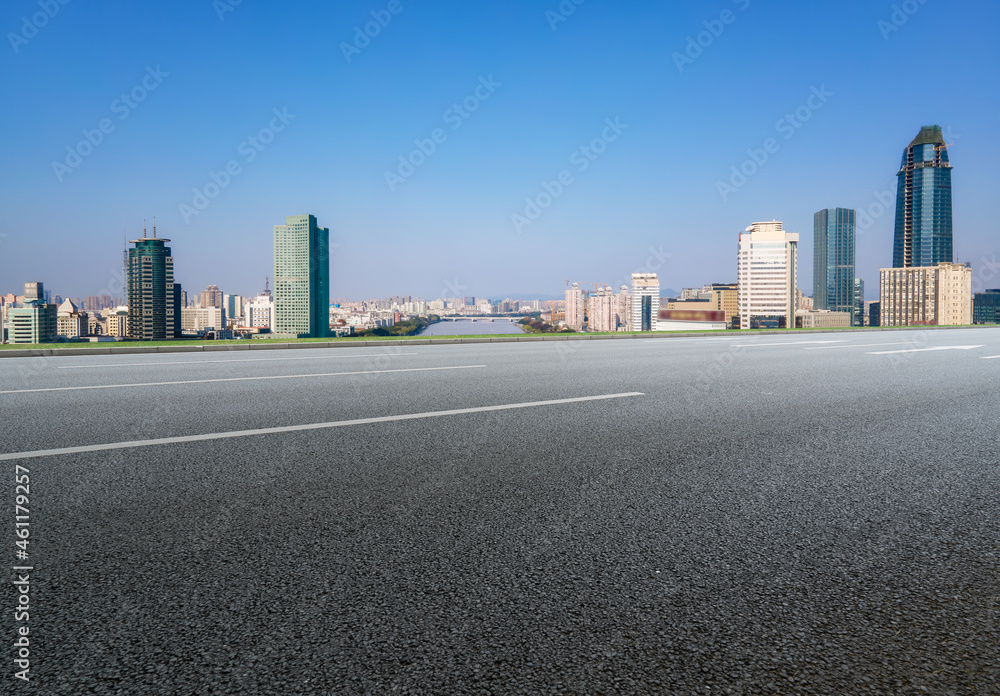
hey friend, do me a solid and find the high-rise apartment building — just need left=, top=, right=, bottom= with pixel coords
left=588, top=286, right=623, bottom=332
left=879, top=262, right=972, bottom=326
left=893, top=126, right=953, bottom=268
left=565, top=282, right=586, bottom=330
left=126, top=229, right=179, bottom=340
left=813, top=208, right=856, bottom=320
left=274, top=214, right=330, bottom=338
left=200, top=285, right=224, bottom=309
left=738, top=221, right=799, bottom=329
left=630, top=273, right=660, bottom=332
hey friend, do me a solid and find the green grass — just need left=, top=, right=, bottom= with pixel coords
left=1, top=323, right=993, bottom=351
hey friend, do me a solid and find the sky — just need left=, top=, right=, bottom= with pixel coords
left=1, top=0, right=998, bottom=302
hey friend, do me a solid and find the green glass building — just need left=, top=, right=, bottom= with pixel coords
left=127, top=232, right=179, bottom=340
left=274, top=214, right=330, bottom=338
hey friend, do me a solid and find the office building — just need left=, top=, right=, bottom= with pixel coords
left=273, top=214, right=330, bottom=338
left=565, top=282, right=586, bottom=330
left=7, top=282, right=57, bottom=344
left=630, top=273, right=660, bottom=332
left=709, top=283, right=738, bottom=328
left=893, top=126, right=953, bottom=268
left=224, top=294, right=244, bottom=326
left=616, top=286, right=630, bottom=331
left=813, top=208, right=856, bottom=320
left=972, top=289, right=1000, bottom=324
left=738, top=221, right=799, bottom=329
left=868, top=301, right=881, bottom=327
left=126, top=227, right=180, bottom=340
left=853, top=278, right=865, bottom=327
left=879, top=262, right=972, bottom=326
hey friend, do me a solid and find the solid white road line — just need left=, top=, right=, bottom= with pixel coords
left=803, top=342, right=913, bottom=350
left=867, top=345, right=985, bottom=355
left=57, top=353, right=418, bottom=369
left=734, top=340, right=848, bottom=347
left=0, top=392, right=646, bottom=461
left=981, top=356, right=1000, bottom=360
left=0, top=365, right=487, bottom=395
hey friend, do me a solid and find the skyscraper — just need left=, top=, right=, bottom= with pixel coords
left=813, top=208, right=856, bottom=320
left=893, top=125, right=953, bottom=268
left=273, top=214, right=330, bottom=338
left=738, top=221, right=798, bottom=329
left=630, top=273, right=660, bottom=332
left=126, top=227, right=179, bottom=340
left=853, top=278, right=865, bottom=327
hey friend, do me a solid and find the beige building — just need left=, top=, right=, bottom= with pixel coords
left=880, top=262, right=972, bottom=326
left=182, top=307, right=226, bottom=334
left=565, top=282, right=586, bottom=331
left=588, top=286, right=617, bottom=332
left=709, top=284, right=738, bottom=328
left=104, top=306, right=130, bottom=338
left=796, top=310, right=851, bottom=328
left=56, top=299, right=89, bottom=339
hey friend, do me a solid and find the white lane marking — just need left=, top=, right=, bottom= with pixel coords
left=733, top=340, right=848, bottom=347
left=981, top=355, right=1000, bottom=360
left=0, top=392, right=646, bottom=461
left=57, top=353, right=418, bottom=369
left=0, top=365, right=486, bottom=395
left=804, top=342, right=912, bottom=350
left=867, top=345, right=985, bottom=355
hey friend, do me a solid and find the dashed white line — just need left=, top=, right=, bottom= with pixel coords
left=981, top=355, right=1000, bottom=360
left=0, top=365, right=486, bottom=395
left=0, top=392, right=646, bottom=461
left=867, top=345, right=985, bottom=355
left=57, top=353, right=418, bottom=369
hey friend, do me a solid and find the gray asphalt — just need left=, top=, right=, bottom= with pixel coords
left=3, top=327, right=999, bottom=695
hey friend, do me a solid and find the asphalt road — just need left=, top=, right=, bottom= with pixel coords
left=3, top=327, right=999, bottom=695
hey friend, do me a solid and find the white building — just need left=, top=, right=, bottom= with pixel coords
left=880, top=262, right=972, bottom=327
left=244, top=292, right=275, bottom=331
left=738, top=221, right=799, bottom=329
left=796, top=310, right=851, bottom=329
left=630, top=273, right=660, bottom=331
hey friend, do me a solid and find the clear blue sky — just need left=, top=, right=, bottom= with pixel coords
left=1, top=0, right=997, bottom=301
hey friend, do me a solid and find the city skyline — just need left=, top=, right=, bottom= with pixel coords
left=2, top=2, right=997, bottom=300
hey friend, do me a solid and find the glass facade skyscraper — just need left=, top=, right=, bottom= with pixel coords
left=274, top=214, right=330, bottom=338
left=813, top=208, right=856, bottom=321
left=893, top=125, right=953, bottom=268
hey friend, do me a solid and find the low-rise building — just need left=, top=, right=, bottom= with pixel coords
left=796, top=310, right=852, bottom=329
left=57, top=299, right=89, bottom=339
left=880, top=262, right=972, bottom=326
left=182, top=307, right=226, bottom=335
left=973, top=289, right=1000, bottom=324
left=7, top=282, right=57, bottom=344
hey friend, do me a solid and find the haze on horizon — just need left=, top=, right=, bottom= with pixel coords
left=1, top=0, right=997, bottom=301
